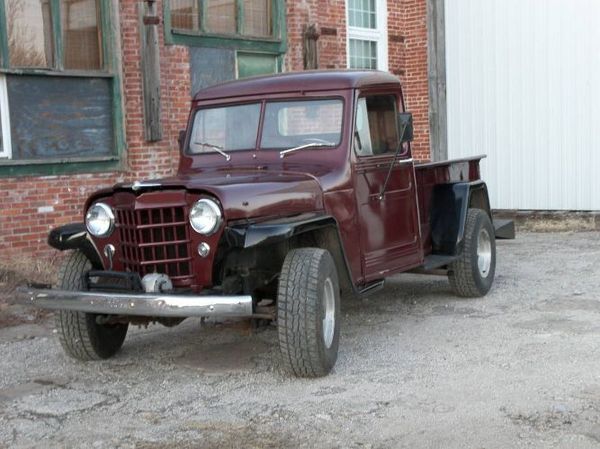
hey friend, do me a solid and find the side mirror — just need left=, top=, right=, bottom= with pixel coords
left=397, top=112, right=414, bottom=143
left=178, top=129, right=186, bottom=152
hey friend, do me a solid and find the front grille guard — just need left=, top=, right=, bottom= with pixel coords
left=114, top=205, right=195, bottom=288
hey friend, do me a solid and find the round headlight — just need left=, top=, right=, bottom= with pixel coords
left=85, top=203, right=115, bottom=237
left=190, top=199, right=222, bottom=235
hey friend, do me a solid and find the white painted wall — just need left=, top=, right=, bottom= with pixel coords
left=445, top=0, right=600, bottom=210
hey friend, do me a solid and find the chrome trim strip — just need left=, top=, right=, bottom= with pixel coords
left=15, top=287, right=253, bottom=318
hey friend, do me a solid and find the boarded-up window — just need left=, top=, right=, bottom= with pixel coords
left=0, top=3, right=118, bottom=166
left=61, top=0, right=102, bottom=70
left=6, top=0, right=54, bottom=68
left=7, top=76, right=114, bottom=160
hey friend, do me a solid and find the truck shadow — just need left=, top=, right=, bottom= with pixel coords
left=116, top=274, right=463, bottom=375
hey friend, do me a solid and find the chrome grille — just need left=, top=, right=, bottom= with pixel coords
left=115, top=206, right=194, bottom=287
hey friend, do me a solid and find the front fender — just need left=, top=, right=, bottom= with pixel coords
left=226, top=213, right=338, bottom=249
left=48, top=223, right=103, bottom=268
left=224, top=213, right=355, bottom=295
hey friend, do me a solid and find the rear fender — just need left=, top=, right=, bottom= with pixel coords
left=48, top=223, right=103, bottom=268
left=429, top=181, right=491, bottom=255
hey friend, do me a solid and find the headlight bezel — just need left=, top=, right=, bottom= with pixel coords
left=85, top=202, right=115, bottom=238
left=189, top=198, right=222, bottom=235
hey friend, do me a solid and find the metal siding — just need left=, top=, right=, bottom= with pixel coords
left=445, top=0, right=600, bottom=210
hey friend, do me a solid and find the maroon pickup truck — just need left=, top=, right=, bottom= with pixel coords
left=18, top=71, right=514, bottom=377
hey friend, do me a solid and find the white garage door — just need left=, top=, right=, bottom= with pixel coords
left=445, top=0, right=600, bottom=210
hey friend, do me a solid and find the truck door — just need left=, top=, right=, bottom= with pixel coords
left=353, top=94, right=423, bottom=281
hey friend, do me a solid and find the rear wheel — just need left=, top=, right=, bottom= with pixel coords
left=55, top=251, right=128, bottom=360
left=277, top=248, right=340, bottom=377
left=448, top=209, right=496, bottom=297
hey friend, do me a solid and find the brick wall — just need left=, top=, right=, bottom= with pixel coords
left=285, top=0, right=348, bottom=71
left=0, top=0, right=191, bottom=265
left=395, top=0, right=430, bottom=160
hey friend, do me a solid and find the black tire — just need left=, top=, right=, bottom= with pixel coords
left=277, top=248, right=341, bottom=377
left=55, top=251, right=128, bottom=360
left=448, top=209, right=496, bottom=297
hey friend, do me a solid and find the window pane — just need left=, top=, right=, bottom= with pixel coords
left=368, top=95, right=398, bottom=155
left=354, top=98, right=373, bottom=156
left=190, top=103, right=260, bottom=154
left=243, top=0, right=271, bottom=37
left=349, top=39, right=377, bottom=69
left=171, top=0, right=199, bottom=30
left=237, top=52, right=277, bottom=78
left=261, top=100, right=343, bottom=149
left=6, top=0, right=54, bottom=68
left=348, top=0, right=376, bottom=29
left=205, top=0, right=236, bottom=34
left=61, top=0, right=102, bottom=70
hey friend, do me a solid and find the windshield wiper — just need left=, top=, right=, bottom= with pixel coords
left=192, top=141, right=231, bottom=161
left=279, top=141, right=336, bottom=159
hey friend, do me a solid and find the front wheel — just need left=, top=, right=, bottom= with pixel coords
left=277, top=248, right=341, bottom=377
left=55, top=251, right=128, bottom=360
left=448, top=209, right=497, bottom=297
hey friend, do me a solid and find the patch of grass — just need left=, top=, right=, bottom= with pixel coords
left=0, top=254, right=60, bottom=299
left=0, top=255, right=60, bottom=327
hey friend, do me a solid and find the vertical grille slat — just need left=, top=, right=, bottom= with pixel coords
left=115, top=202, right=194, bottom=287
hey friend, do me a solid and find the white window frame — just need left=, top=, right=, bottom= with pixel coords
left=346, top=0, right=388, bottom=71
left=0, top=75, right=11, bottom=159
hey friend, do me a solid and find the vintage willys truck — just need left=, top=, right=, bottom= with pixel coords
left=18, top=71, right=513, bottom=377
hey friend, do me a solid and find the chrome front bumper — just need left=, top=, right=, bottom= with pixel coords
left=15, top=286, right=253, bottom=318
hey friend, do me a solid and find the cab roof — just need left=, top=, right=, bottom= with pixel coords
left=192, top=70, right=401, bottom=102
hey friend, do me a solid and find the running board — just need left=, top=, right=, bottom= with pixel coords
left=357, top=280, right=385, bottom=297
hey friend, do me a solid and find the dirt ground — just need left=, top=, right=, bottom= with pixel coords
left=1, top=232, right=600, bottom=449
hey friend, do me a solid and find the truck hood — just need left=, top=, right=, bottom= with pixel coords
left=106, top=169, right=324, bottom=221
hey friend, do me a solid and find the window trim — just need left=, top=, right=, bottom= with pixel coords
left=0, top=0, right=125, bottom=177
left=346, top=0, right=388, bottom=71
left=164, top=0, right=287, bottom=55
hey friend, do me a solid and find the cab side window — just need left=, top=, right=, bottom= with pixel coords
left=354, top=95, right=399, bottom=157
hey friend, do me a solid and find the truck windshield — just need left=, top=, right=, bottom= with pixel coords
left=261, top=99, right=343, bottom=150
left=189, top=103, right=261, bottom=155
left=188, top=99, right=343, bottom=156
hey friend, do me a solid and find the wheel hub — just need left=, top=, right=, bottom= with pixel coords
left=477, top=228, right=492, bottom=278
left=322, top=277, right=336, bottom=349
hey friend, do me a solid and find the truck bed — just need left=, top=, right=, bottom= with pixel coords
left=414, top=155, right=487, bottom=256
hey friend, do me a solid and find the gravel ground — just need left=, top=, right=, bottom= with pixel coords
left=1, top=232, right=600, bottom=449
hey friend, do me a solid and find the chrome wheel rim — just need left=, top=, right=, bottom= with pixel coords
left=322, top=277, right=336, bottom=349
left=477, top=228, right=492, bottom=278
